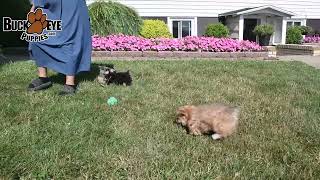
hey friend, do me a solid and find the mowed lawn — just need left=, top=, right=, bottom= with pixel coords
left=1, top=59, right=320, bottom=179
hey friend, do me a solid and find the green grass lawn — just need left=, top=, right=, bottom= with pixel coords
left=1, top=60, right=320, bottom=179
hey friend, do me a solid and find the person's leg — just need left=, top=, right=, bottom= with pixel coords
left=27, top=67, right=52, bottom=91
left=65, top=75, right=75, bottom=85
left=38, top=67, right=47, bottom=77
left=59, top=75, right=77, bottom=96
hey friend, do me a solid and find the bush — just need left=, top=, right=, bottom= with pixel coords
left=0, top=0, right=31, bottom=47
left=204, top=23, right=229, bottom=38
left=314, top=30, right=320, bottom=35
left=140, top=20, right=172, bottom=38
left=286, top=26, right=303, bottom=44
left=253, top=24, right=274, bottom=37
left=89, top=1, right=142, bottom=36
left=299, top=26, right=313, bottom=35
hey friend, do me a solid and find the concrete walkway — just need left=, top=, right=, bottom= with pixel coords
left=279, top=55, right=320, bottom=69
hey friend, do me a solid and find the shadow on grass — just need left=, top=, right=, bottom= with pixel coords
left=49, top=63, right=113, bottom=85
left=0, top=50, right=113, bottom=85
left=0, top=54, right=30, bottom=68
left=0, top=46, right=30, bottom=67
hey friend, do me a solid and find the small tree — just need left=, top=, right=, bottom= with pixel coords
left=0, top=0, right=30, bottom=47
left=89, top=0, right=143, bottom=36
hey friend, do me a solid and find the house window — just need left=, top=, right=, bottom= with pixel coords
left=294, top=22, right=301, bottom=26
left=172, top=20, right=192, bottom=38
left=287, top=21, right=302, bottom=27
left=168, top=17, right=196, bottom=38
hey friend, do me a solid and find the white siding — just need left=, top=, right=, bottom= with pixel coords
left=86, top=0, right=320, bottom=19
left=262, top=0, right=320, bottom=19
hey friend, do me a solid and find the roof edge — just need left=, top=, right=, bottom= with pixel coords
left=219, top=5, right=296, bottom=17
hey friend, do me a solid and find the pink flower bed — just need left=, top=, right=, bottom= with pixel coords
left=92, top=35, right=263, bottom=52
left=304, top=35, right=320, bottom=43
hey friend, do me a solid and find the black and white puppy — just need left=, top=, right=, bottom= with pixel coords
left=97, top=65, right=132, bottom=86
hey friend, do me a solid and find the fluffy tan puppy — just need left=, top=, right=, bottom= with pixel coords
left=176, top=103, right=240, bottom=140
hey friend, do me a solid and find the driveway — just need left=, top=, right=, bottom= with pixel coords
left=279, top=55, right=320, bottom=69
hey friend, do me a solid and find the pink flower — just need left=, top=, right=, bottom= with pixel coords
left=91, top=34, right=262, bottom=52
left=304, top=35, right=320, bottom=43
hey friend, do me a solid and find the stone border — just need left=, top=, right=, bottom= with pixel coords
left=276, top=44, right=320, bottom=56
left=92, top=51, right=269, bottom=60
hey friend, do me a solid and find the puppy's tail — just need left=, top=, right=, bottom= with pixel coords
left=232, top=107, right=240, bottom=122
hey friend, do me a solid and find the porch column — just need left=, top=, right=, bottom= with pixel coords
left=167, top=17, right=172, bottom=34
left=281, top=17, right=287, bottom=44
left=193, top=17, right=198, bottom=36
left=239, top=15, right=244, bottom=41
left=302, top=19, right=307, bottom=26
left=272, top=18, right=276, bottom=45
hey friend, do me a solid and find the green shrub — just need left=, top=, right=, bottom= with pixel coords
left=204, top=23, right=229, bottom=38
left=0, top=0, right=30, bottom=47
left=298, top=26, right=313, bottom=35
left=286, top=26, right=303, bottom=44
left=140, top=20, right=172, bottom=38
left=253, top=24, right=274, bottom=37
left=89, top=0, right=143, bottom=36
left=314, top=30, right=320, bottom=35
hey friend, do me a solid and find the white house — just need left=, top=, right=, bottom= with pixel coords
left=86, top=0, right=320, bottom=45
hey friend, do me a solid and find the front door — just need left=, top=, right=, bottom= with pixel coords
left=274, top=17, right=282, bottom=44
left=243, top=19, right=258, bottom=42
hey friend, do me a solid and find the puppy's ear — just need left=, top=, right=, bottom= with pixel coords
left=177, top=105, right=194, bottom=121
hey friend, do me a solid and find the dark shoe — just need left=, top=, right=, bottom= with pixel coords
left=59, top=84, right=77, bottom=96
left=27, top=77, right=52, bottom=91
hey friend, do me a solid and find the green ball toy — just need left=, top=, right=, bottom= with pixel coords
left=107, top=97, right=118, bottom=106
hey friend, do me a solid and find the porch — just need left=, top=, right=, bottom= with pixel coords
left=219, top=5, right=296, bottom=45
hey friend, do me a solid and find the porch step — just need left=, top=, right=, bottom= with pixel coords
left=263, top=46, right=277, bottom=57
